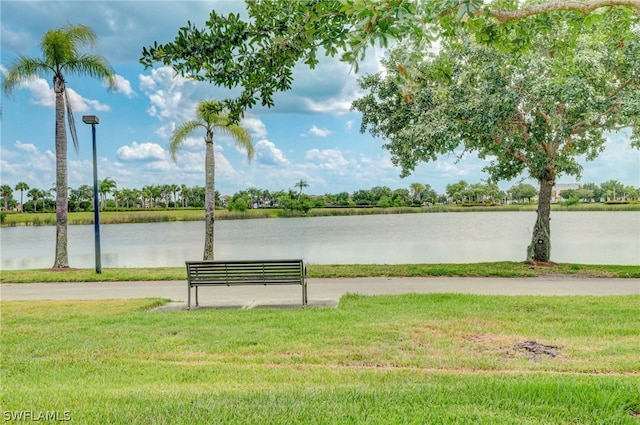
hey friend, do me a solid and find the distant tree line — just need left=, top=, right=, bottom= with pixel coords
left=2, top=179, right=638, bottom=214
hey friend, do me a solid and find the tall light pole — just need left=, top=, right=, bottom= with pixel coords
left=82, top=115, right=102, bottom=274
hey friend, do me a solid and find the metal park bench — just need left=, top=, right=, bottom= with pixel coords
left=185, top=259, right=307, bottom=309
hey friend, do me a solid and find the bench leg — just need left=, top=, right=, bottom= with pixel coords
left=195, top=285, right=199, bottom=307
left=302, top=281, right=307, bottom=306
left=188, top=283, right=191, bottom=310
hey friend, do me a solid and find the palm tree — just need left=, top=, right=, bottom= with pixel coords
left=98, top=177, right=117, bottom=211
left=120, top=188, right=134, bottom=209
left=27, top=188, right=41, bottom=212
left=170, top=100, right=254, bottom=260
left=1, top=185, right=13, bottom=211
left=41, top=189, right=53, bottom=211
left=14, top=182, right=29, bottom=212
left=410, top=183, right=425, bottom=201
left=161, top=184, right=172, bottom=209
left=3, top=23, right=115, bottom=268
left=168, top=184, right=180, bottom=209
left=180, top=184, right=189, bottom=208
left=294, top=179, right=309, bottom=200
left=112, top=189, right=122, bottom=209
left=141, top=187, right=151, bottom=209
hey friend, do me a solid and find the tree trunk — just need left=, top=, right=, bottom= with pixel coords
left=53, top=75, right=69, bottom=269
left=527, top=175, right=554, bottom=263
left=203, top=135, right=215, bottom=260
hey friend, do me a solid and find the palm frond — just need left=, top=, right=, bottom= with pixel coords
left=63, top=55, right=116, bottom=89
left=170, top=120, right=202, bottom=162
left=65, top=89, right=79, bottom=154
left=62, top=23, right=97, bottom=48
left=2, top=56, right=53, bottom=95
left=219, top=124, right=255, bottom=162
left=197, top=100, right=254, bottom=162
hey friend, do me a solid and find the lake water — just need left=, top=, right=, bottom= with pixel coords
left=1, top=211, right=638, bottom=269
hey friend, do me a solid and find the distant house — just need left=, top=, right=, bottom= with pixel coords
left=551, top=183, right=579, bottom=203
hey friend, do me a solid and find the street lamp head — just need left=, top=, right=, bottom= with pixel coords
left=82, top=115, right=99, bottom=125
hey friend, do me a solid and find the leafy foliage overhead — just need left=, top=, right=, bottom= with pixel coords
left=352, top=9, right=639, bottom=183
left=140, top=0, right=640, bottom=122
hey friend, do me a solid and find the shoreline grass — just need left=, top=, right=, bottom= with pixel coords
left=2, top=295, right=639, bottom=424
left=2, top=202, right=638, bottom=226
left=1, top=262, right=639, bottom=283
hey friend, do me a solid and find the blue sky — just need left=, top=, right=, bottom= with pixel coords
left=1, top=0, right=639, bottom=199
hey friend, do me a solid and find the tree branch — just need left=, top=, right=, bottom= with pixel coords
left=483, top=0, right=640, bottom=23
left=570, top=78, right=634, bottom=133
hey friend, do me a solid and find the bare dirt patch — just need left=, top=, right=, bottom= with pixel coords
left=513, top=340, right=560, bottom=362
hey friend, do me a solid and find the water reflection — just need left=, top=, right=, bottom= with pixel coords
left=1, top=211, right=638, bottom=269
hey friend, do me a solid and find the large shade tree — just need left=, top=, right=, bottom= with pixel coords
left=352, top=11, right=638, bottom=262
left=170, top=100, right=254, bottom=260
left=141, top=0, right=640, bottom=122
left=3, top=23, right=115, bottom=268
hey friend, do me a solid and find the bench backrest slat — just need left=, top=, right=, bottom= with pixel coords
left=186, top=260, right=304, bottom=285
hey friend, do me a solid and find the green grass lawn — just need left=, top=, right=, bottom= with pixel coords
left=2, top=262, right=639, bottom=283
left=2, top=294, right=639, bottom=424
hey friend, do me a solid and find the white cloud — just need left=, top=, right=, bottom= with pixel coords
left=255, top=139, right=290, bottom=166
left=14, top=141, right=39, bottom=154
left=214, top=150, right=246, bottom=182
left=66, top=88, right=110, bottom=113
left=179, top=137, right=205, bottom=152
left=0, top=159, right=22, bottom=176
left=116, top=142, right=167, bottom=161
left=143, top=160, right=177, bottom=172
left=139, top=66, right=193, bottom=121
left=307, top=125, right=332, bottom=137
left=435, top=161, right=469, bottom=177
left=0, top=147, right=19, bottom=160
left=0, top=143, right=56, bottom=188
left=14, top=76, right=55, bottom=108
left=301, top=98, right=354, bottom=114
left=113, top=74, right=136, bottom=98
left=579, top=131, right=640, bottom=185
left=154, top=122, right=175, bottom=139
left=242, top=116, right=268, bottom=139
left=305, top=149, right=349, bottom=171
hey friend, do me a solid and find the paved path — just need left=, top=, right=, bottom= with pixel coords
left=2, top=276, right=638, bottom=310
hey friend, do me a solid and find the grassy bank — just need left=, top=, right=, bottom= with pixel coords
left=2, top=295, right=639, bottom=423
left=1, top=262, right=639, bottom=283
left=2, top=202, right=638, bottom=226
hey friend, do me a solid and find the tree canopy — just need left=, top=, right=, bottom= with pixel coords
left=141, top=0, right=640, bottom=122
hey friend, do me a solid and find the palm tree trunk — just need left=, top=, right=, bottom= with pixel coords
left=203, top=137, right=215, bottom=260
left=53, top=75, right=69, bottom=268
left=527, top=174, right=553, bottom=263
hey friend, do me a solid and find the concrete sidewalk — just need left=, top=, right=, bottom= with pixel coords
left=1, top=276, right=638, bottom=310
